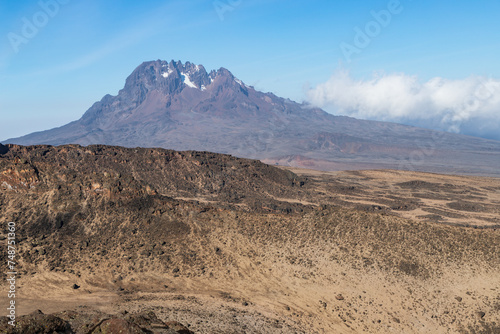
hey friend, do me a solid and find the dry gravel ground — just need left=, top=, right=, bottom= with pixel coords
left=285, top=167, right=500, bottom=228
left=0, top=145, right=499, bottom=333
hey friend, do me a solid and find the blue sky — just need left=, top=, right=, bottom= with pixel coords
left=1, top=0, right=500, bottom=140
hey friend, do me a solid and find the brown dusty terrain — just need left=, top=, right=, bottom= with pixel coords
left=285, top=167, right=500, bottom=229
left=0, top=144, right=499, bottom=333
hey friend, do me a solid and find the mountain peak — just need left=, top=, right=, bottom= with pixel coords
left=5, top=59, right=500, bottom=178
left=75, top=59, right=279, bottom=128
left=120, top=59, right=247, bottom=96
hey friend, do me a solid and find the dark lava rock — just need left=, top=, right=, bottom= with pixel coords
left=125, top=310, right=171, bottom=331
left=98, top=318, right=144, bottom=333
left=0, top=144, right=8, bottom=155
left=165, top=321, right=193, bottom=334
left=0, top=309, right=193, bottom=334
left=0, top=310, right=69, bottom=334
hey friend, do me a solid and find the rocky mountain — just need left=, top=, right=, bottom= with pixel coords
left=5, top=60, right=500, bottom=176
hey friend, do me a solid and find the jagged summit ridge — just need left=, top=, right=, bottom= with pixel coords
left=122, top=59, right=245, bottom=94
left=76, top=59, right=263, bottom=130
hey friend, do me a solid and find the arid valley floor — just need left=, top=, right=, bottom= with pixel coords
left=0, top=144, right=499, bottom=333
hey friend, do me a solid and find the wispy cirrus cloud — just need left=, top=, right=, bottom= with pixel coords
left=307, top=70, right=500, bottom=140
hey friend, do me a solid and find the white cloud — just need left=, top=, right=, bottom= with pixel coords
left=307, top=70, right=500, bottom=140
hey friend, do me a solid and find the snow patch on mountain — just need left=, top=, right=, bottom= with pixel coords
left=181, top=72, right=198, bottom=89
left=162, top=68, right=174, bottom=78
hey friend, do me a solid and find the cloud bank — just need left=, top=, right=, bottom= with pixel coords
left=307, top=71, right=500, bottom=140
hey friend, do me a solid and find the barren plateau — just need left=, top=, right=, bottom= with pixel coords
left=0, top=144, right=498, bottom=333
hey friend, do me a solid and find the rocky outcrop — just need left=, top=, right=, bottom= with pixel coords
left=0, top=144, right=307, bottom=213
left=0, top=143, right=8, bottom=155
left=0, top=309, right=193, bottom=334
